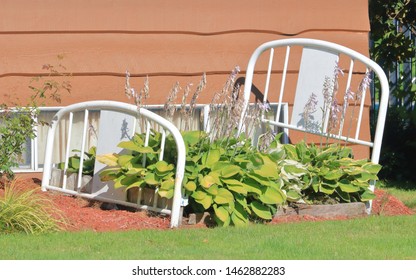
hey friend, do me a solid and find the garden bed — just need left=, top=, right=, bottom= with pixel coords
left=1, top=177, right=413, bottom=232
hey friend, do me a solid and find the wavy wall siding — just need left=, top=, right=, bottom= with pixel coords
left=0, top=0, right=372, bottom=157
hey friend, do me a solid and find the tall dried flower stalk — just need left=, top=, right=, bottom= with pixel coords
left=207, top=66, right=243, bottom=141
left=164, top=81, right=180, bottom=122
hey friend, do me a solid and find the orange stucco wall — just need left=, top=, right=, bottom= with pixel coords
left=0, top=0, right=372, bottom=157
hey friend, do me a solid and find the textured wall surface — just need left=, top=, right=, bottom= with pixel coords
left=0, top=0, right=372, bottom=157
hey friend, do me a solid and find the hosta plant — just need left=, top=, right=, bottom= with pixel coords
left=97, top=130, right=380, bottom=227
left=266, top=137, right=380, bottom=204
left=58, top=146, right=96, bottom=176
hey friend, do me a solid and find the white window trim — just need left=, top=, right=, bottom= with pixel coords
left=11, top=103, right=288, bottom=173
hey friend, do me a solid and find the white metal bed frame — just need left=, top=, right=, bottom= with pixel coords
left=238, top=38, right=390, bottom=212
left=41, top=100, right=186, bottom=228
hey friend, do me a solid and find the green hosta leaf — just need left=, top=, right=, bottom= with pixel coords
left=144, top=173, right=160, bottom=185
left=282, top=163, right=307, bottom=178
left=295, top=141, right=309, bottom=160
left=154, top=161, right=174, bottom=176
left=323, top=169, right=344, bottom=180
left=205, top=184, right=219, bottom=196
left=203, top=149, right=221, bottom=168
left=132, top=134, right=145, bottom=145
left=320, top=180, right=337, bottom=194
left=338, top=179, right=360, bottom=193
left=117, top=154, right=134, bottom=167
left=259, top=187, right=286, bottom=205
left=211, top=161, right=232, bottom=171
left=191, top=191, right=214, bottom=209
left=286, top=189, right=301, bottom=201
left=268, top=150, right=286, bottom=162
left=198, top=194, right=213, bottom=210
left=192, top=190, right=207, bottom=200
left=335, top=187, right=351, bottom=202
left=231, top=204, right=249, bottom=226
left=360, top=189, right=376, bottom=202
left=121, top=175, right=140, bottom=186
left=158, top=188, right=174, bottom=199
left=227, top=185, right=247, bottom=195
left=242, top=178, right=264, bottom=195
left=208, top=171, right=222, bottom=185
left=213, top=205, right=230, bottom=223
left=182, top=130, right=205, bottom=147
left=125, top=179, right=145, bottom=190
left=362, top=163, right=382, bottom=175
left=248, top=154, right=264, bottom=169
left=221, top=178, right=243, bottom=186
left=284, top=144, right=298, bottom=160
left=160, top=178, right=174, bottom=190
left=96, top=153, right=119, bottom=167
left=316, top=146, right=339, bottom=161
left=311, top=179, right=320, bottom=193
left=125, top=167, right=146, bottom=176
left=352, top=180, right=370, bottom=188
left=246, top=172, right=272, bottom=187
left=200, top=174, right=217, bottom=189
left=68, top=156, right=80, bottom=169
left=99, top=168, right=120, bottom=181
left=235, top=194, right=251, bottom=214
left=118, top=141, right=156, bottom=154
left=355, top=172, right=378, bottom=182
left=221, top=165, right=241, bottom=178
left=250, top=201, right=272, bottom=220
left=114, top=175, right=126, bottom=188
left=189, top=154, right=202, bottom=163
left=344, top=166, right=364, bottom=176
left=253, top=164, right=278, bottom=179
left=214, top=188, right=234, bottom=204
left=338, top=147, right=353, bottom=158
left=184, top=181, right=197, bottom=192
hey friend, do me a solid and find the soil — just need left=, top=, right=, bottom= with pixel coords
left=0, top=177, right=414, bottom=232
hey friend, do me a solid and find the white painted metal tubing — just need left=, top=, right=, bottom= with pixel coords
left=238, top=38, right=390, bottom=215
left=41, top=100, right=186, bottom=228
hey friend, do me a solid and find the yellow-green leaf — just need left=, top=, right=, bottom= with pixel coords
left=259, top=187, right=286, bottom=204
left=144, top=173, right=160, bottom=185
left=213, top=205, right=230, bottom=223
left=184, top=181, right=197, bottom=192
left=250, top=201, right=272, bottom=220
left=117, top=155, right=134, bottom=167
left=96, top=153, right=118, bottom=166
left=203, top=149, right=221, bottom=167
left=221, top=165, right=241, bottom=178
left=160, top=178, right=174, bottom=190
left=158, top=189, right=174, bottom=199
left=200, top=174, right=217, bottom=189
left=214, top=188, right=234, bottom=204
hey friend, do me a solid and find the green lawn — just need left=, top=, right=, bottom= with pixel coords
left=1, top=215, right=415, bottom=260
left=380, top=180, right=416, bottom=211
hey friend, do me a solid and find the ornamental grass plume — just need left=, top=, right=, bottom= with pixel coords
left=0, top=179, right=66, bottom=234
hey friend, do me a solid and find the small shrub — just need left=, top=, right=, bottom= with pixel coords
left=0, top=55, right=71, bottom=178
left=0, top=179, right=65, bottom=234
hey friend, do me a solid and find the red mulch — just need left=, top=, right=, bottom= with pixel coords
left=0, top=178, right=414, bottom=232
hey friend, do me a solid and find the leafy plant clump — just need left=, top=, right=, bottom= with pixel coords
left=58, top=146, right=96, bottom=176
left=0, top=179, right=66, bottom=234
left=98, top=131, right=380, bottom=227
